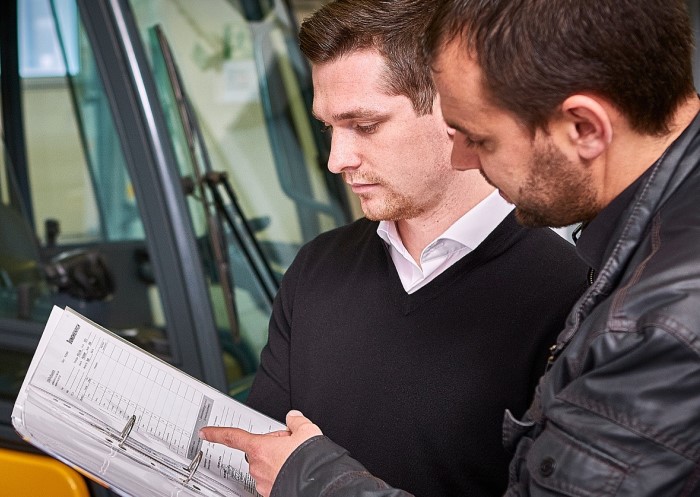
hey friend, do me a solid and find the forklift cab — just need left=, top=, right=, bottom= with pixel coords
left=0, top=0, right=352, bottom=494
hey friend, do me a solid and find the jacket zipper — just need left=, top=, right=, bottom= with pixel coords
left=588, top=267, right=596, bottom=286
left=546, top=267, right=596, bottom=371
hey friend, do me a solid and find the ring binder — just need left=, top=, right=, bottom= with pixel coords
left=13, top=306, right=285, bottom=496
left=184, top=450, right=203, bottom=484
left=118, top=415, right=136, bottom=448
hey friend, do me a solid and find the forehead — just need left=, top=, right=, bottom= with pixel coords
left=432, top=39, right=532, bottom=143
left=313, top=49, right=386, bottom=82
left=432, top=40, right=488, bottom=118
left=311, top=50, right=393, bottom=117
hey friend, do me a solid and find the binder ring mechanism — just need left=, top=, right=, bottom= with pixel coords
left=183, top=450, right=203, bottom=485
left=118, top=415, right=137, bottom=449
left=113, top=415, right=203, bottom=485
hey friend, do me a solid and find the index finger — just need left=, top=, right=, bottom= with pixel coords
left=199, top=426, right=256, bottom=451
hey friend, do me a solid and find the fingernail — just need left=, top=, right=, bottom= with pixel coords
left=287, top=409, right=303, bottom=417
left=198, top=429, right=207, bottom=440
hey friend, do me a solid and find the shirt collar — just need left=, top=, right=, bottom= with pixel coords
left=377, top=190, right=514, bottom=259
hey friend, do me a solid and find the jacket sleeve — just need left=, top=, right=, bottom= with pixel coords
left=245, top=246, right=308, bottom=421
left=271, top=436, right=415, bottom=497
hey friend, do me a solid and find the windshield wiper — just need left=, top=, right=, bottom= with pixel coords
left=154, top=25, right=276, bottom=340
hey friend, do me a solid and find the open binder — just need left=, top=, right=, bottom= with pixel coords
left=12, top=306, right=285, bottom=497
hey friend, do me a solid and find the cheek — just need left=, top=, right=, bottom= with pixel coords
left=477, top=155, right=519, bottom=192
left=484, top=149, right=529, bottom=178
left=375, top=133, right=425, bottom=171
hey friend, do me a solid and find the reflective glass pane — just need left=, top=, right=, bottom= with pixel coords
left=129, top=0, right=349, bottom=274
left=0, top=0, right=173, bottom=405
left=19, top=0, right=79, bottom=77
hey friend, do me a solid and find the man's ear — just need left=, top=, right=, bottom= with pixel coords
left=559, top=95, right=613, bottom=161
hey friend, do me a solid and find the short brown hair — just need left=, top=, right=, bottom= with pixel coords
left=299, top=0, right=438, bottom=115
left=425, top=0, right=696, bottom=135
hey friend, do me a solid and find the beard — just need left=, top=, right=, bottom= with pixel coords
left=514, top=141, right=600, bottom=227
left=343, top=172, right=425, bottom=221
left=480, top=141, right=600, bottom=228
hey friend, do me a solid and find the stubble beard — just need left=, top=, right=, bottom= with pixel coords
left=345, top=172, right=425, bottom=221
left=514, top=141, right=600, bottom=228
left=360, top=190, right=425, bottom=221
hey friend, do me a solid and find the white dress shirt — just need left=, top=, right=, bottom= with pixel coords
left=377, top=190, right=514, bottom=294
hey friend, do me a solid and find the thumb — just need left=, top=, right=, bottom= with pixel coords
left=199, top=426, right=253, bottom=451
left=285, top=410, right=322, bottom=436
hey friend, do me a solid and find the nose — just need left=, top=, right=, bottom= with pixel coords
left=450, top=135, right=481, bottom=171
left=327, top=131, right=361, bottom=174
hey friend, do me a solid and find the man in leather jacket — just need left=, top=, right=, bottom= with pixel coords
left=200, top=0, right=700, bottom=495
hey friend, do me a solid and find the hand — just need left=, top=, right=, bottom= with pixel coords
left=199, top=410, right=323, bottom=497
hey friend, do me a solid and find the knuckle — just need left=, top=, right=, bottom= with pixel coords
left=221, top=432, right=235, bottom=445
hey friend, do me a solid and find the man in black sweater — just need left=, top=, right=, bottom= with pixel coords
left=200, top=1, right=586, bottom=496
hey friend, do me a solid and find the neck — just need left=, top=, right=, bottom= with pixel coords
left=601, top=94, right=700, bottom=205
left=396, top=171, right=494, bottom=263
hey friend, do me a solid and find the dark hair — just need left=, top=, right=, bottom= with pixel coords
left=299, top=0, right=438, bottom=115
left=425, top=0, right=696, bottom=135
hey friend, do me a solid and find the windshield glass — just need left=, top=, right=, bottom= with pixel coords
left=129, top=0, right=350, bottom=276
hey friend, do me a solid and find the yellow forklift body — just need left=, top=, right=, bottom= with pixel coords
left=0, top=448, right=90, bottom=497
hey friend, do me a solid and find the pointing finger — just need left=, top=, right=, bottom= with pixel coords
left=199, top=426, right=254, bottom=452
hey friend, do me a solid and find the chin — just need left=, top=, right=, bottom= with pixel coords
left=361, top=207, right=384, bottom=221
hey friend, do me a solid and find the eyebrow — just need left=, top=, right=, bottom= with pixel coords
left=446, top=119, right=481, bottom=138
left=312, top=108, right=383, bottom=122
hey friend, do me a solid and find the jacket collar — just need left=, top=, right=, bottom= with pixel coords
left=575, top=167, right=651, bottom=275
left=557, top=108, right=700, bottom=347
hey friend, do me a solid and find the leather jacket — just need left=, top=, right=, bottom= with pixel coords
left=502, top=110, right=700, bottom=496
left=269, top=110, right=700, bottom=497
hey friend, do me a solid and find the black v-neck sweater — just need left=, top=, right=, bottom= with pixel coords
left=247, top=213, right=587, bottom=497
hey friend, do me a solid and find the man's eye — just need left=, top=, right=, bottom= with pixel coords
left=355, top=123, right=379, bottom=134
left=464, top=135, right=484, bottom=148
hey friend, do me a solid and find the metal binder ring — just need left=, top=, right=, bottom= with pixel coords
left=184, top=450, right=203, bottom=485
left=118, top=415, right=136, bottom=448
